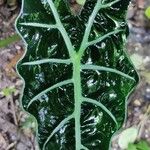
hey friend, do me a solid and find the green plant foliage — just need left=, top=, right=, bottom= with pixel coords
left=127, top=141, right=150, bottom=150
left=127, top=143, right=137, bottom=150
left=21, top=115, right=36, bottom=131
left=2, top=87, right=16, bottom=97
left=136, top=141, right=150, bottom=150
left=0, top=34, right=20, bottom=49
left=145, top=6, right=150, bottom=19
left=76, top=0, right=86, bottom=5
left=16, top=0, right=139, bottom=149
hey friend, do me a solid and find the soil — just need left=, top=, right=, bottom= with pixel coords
left=0, top=0, right=150, bottom=150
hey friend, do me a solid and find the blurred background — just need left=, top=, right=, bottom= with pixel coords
left=0, top=0, right=150, bottom=149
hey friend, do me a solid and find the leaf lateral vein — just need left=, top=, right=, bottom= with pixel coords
left=43, top=114, right=74, bottom=150
left=27, top=79, right=73, bottom=108
left=19, top=22, right=57, bottom=29
left=22, top=59, right=71, bottom=66
left=87, top=29, right=124, bottom=47
left=81, top=64, right=135, bottom=81
left=82, top=97, right=119, bottom=128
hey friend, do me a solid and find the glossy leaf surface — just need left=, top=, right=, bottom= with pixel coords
left=16, top=0, right=139, bottom=149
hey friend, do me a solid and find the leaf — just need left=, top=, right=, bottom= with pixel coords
left=0, top=34, right=20, bottom=48
left=118, top=127, right=138, bottom=149
left=127, top=143, right=137, bottom=150
left=145, top=6, right=150, bottom=19
left=16, top=0, right=139, bottom=149
left=21, top=115, right=36, bottom=130
left=76, top=0, right=86, bottom=6
left=2, top=87, right=16, bottom=97
left=136, top=140, right=150, bottom=150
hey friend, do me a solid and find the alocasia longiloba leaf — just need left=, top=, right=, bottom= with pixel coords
left=16, top=0, right=139, bottom=149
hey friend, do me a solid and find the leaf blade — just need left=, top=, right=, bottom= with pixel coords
left=16, top=0, right=138, bottom=149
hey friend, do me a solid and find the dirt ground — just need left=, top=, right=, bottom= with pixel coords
left=0, top=0, right=150, bottom=150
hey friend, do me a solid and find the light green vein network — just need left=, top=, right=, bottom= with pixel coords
left=17, top=0, right=136, bottom=150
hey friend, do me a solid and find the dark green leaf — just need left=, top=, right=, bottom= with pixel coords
left=16, top=0, right=139, bottom=149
